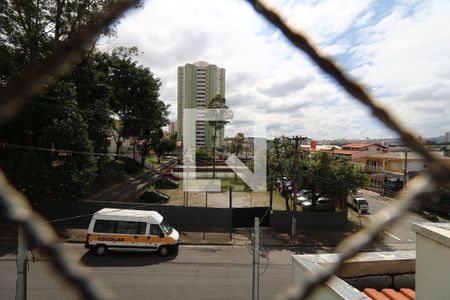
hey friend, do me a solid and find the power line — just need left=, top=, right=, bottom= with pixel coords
left=1, top=142, right=139, bottom=159
left=43, top=204, right=149, bottom=224
left=27, top=100, right=162, bottom=123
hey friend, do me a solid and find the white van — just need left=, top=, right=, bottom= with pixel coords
left=85, top=208, right=179, bottom=256
left=350, top=197, right=369, bottom=213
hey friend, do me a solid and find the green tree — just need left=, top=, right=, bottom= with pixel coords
left=233, top=132, right=245, bottom=156
left=0, top=80, right=97, bottom=200
left=71, top=52, right=113, bottom=153
left=207, top=95, right=230, bottom=179
left=108, top=48, right=168, bottom=160
left=196, top=149, right=212, bottom=161
left=268, top=137, right=298, bottom=211
left=0, top=0, right=120, bottom=68
left=267, top=138, right=368, bottom=211
left=155, top=139, right=176, bottom=162
left=303, top=152, right=368, bottom=209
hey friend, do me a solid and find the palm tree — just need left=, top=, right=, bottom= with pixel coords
left=207, top=95, right=229, bottom=179
left=234, top=132, right=245, bottom=156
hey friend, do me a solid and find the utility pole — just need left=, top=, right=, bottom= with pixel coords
left=288, top=136, right=308, bottom=243
left=252, top=217, right=260, bottom=300
left=403, top=150, right=409, bottom=188
left=16, top=225, right=27, bottom=300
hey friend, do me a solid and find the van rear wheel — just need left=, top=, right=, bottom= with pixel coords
left=95, top=245, right=107, bottom=256
left=157, top=245, right=169, bottom=256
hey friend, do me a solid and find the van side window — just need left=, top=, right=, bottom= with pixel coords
left=93, top=220, right=116, bottom=233
left=150, top=224, right=163, bottom=236
left=116, top=221, right=147, bottom=235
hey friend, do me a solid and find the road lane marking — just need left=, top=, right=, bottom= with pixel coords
left=384, top=231, right=402, bottom=241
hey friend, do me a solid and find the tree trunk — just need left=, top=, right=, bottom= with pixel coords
left=285, top=196, right=290, bottom=211
left=269, top=189, right=273, bottom=209
left=115, top=143, right=120, bottom=160
left=213, top=126, right=217, bottom=179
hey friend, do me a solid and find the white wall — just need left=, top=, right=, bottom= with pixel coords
left=415, top=224, right=450, bottom=300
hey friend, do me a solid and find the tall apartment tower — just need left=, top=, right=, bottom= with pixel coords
left=177, top=61, right=226, bottom=149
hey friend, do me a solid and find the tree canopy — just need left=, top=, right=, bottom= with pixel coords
left=0, top=1, right=167, bottom=202
left=268, top=137, right=368, bottom=211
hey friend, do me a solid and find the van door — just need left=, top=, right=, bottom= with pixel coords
left=113, top=221, right=147, bottom=249
left=148, top=224, right=166, bottom=249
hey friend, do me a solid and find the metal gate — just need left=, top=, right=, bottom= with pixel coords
left=231, top=207, right=270, bottom=228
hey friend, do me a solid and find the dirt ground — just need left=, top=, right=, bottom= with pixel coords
left=152, top=180, right=287, bottom=210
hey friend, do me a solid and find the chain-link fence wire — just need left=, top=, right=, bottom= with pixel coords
left=245, top=1, right=450, bottom=299
left=0, top=1, right=139, bottom=300
left=0, top=0, right=449, bottom=299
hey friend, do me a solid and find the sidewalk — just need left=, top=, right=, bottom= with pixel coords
left=55, top=227, right=358, bottom=248
left=0, top=224, right=358, bottom=248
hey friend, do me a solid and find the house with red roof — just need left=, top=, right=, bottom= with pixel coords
left=334, top=143, right=389, bottom=162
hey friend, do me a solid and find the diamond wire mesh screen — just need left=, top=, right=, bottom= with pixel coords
left=0, top=1, right=449, bottom=299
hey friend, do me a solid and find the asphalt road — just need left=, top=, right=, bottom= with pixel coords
left=0, top=244, right=315, bottom=300
left=85, top=171, right=155, bottom=202
left=355, top=191, right=428, bottom=246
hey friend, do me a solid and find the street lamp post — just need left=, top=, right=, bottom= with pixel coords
left=289, top=135, right=308, bottom=243
left=403, top=150, right=409, bottom=188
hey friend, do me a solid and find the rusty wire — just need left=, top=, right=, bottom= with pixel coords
left=0, top=1, right=449, bottom=300
left=246, top=0, right=450, bottom=188
left=244, top=0, right=450, bottom=299
left=0, top=1, right=138, bottom=299
left=0, top=0, right=138, bottom=119
left=277, top=175, right=436, bottom=300
left=0, top=171, right=112, bottom=300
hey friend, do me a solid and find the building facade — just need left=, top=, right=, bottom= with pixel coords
left=365, top=151, right=450, bottom=196
left=177, top=61, right=226, bottom=150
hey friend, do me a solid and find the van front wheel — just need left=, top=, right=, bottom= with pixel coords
left=95, top=245, right=107, bottom=256
left=157, top=245, right=169, bottom=256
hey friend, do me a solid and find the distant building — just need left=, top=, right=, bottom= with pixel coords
left=168, top=121, right=176, bottom=136
left=299, top=141, right=342, bottom=154
left=333, top=143, right=389, bottom=162
left=365, top=151, right=450, bottom=196
left=445, top=131, right=449, bottom=144
left=177, top=61, right=226, bottom=150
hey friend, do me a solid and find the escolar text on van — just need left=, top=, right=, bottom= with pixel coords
left=85, top=208, right=179, bottom=256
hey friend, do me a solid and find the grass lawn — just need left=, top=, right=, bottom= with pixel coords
left=145, top=156, right=170, bottom=166
left=88, top=156, right=145, bottom=195
left=154, top=179, right=289, bottom=210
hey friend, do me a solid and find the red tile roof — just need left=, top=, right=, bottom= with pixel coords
left=333, top=150, right=360, bottom=155
left=399, top=288, right=416, bottom=300
left=381, top=289, right=410, bottom=300
left=342, top=143, right=373, bottom=149
left=364, top=288, right=416, bottom=300
left=364, top=288, right=391, bottom=300
left=342, top=143, right=388, bottom=149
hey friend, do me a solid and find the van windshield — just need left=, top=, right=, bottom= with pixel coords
left=161, top=219, right=173, bottom=235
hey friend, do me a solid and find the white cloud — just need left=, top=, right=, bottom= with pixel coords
left=105, top=0, right=449, bottom=140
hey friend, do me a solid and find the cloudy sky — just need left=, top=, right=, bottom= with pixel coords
left=103, top=0, right=450, bottom=140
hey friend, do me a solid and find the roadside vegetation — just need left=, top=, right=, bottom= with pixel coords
left=88, top=156, right=144, bottom=195
left=268, top=137, right=368, bottom=211
left=0, top=2, right=168, bottom=202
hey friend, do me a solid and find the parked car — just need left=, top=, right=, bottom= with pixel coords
left=296, top=190, right=312, bottom=204
left=350, top=197, right=369, bottom=213
left=301, top=197, right=334, bottom=211
left=155, top=178, right=179, bottom=189
left=139, top=191, right=169, bottom=204
left=161, top=173, right=180, bottom=181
